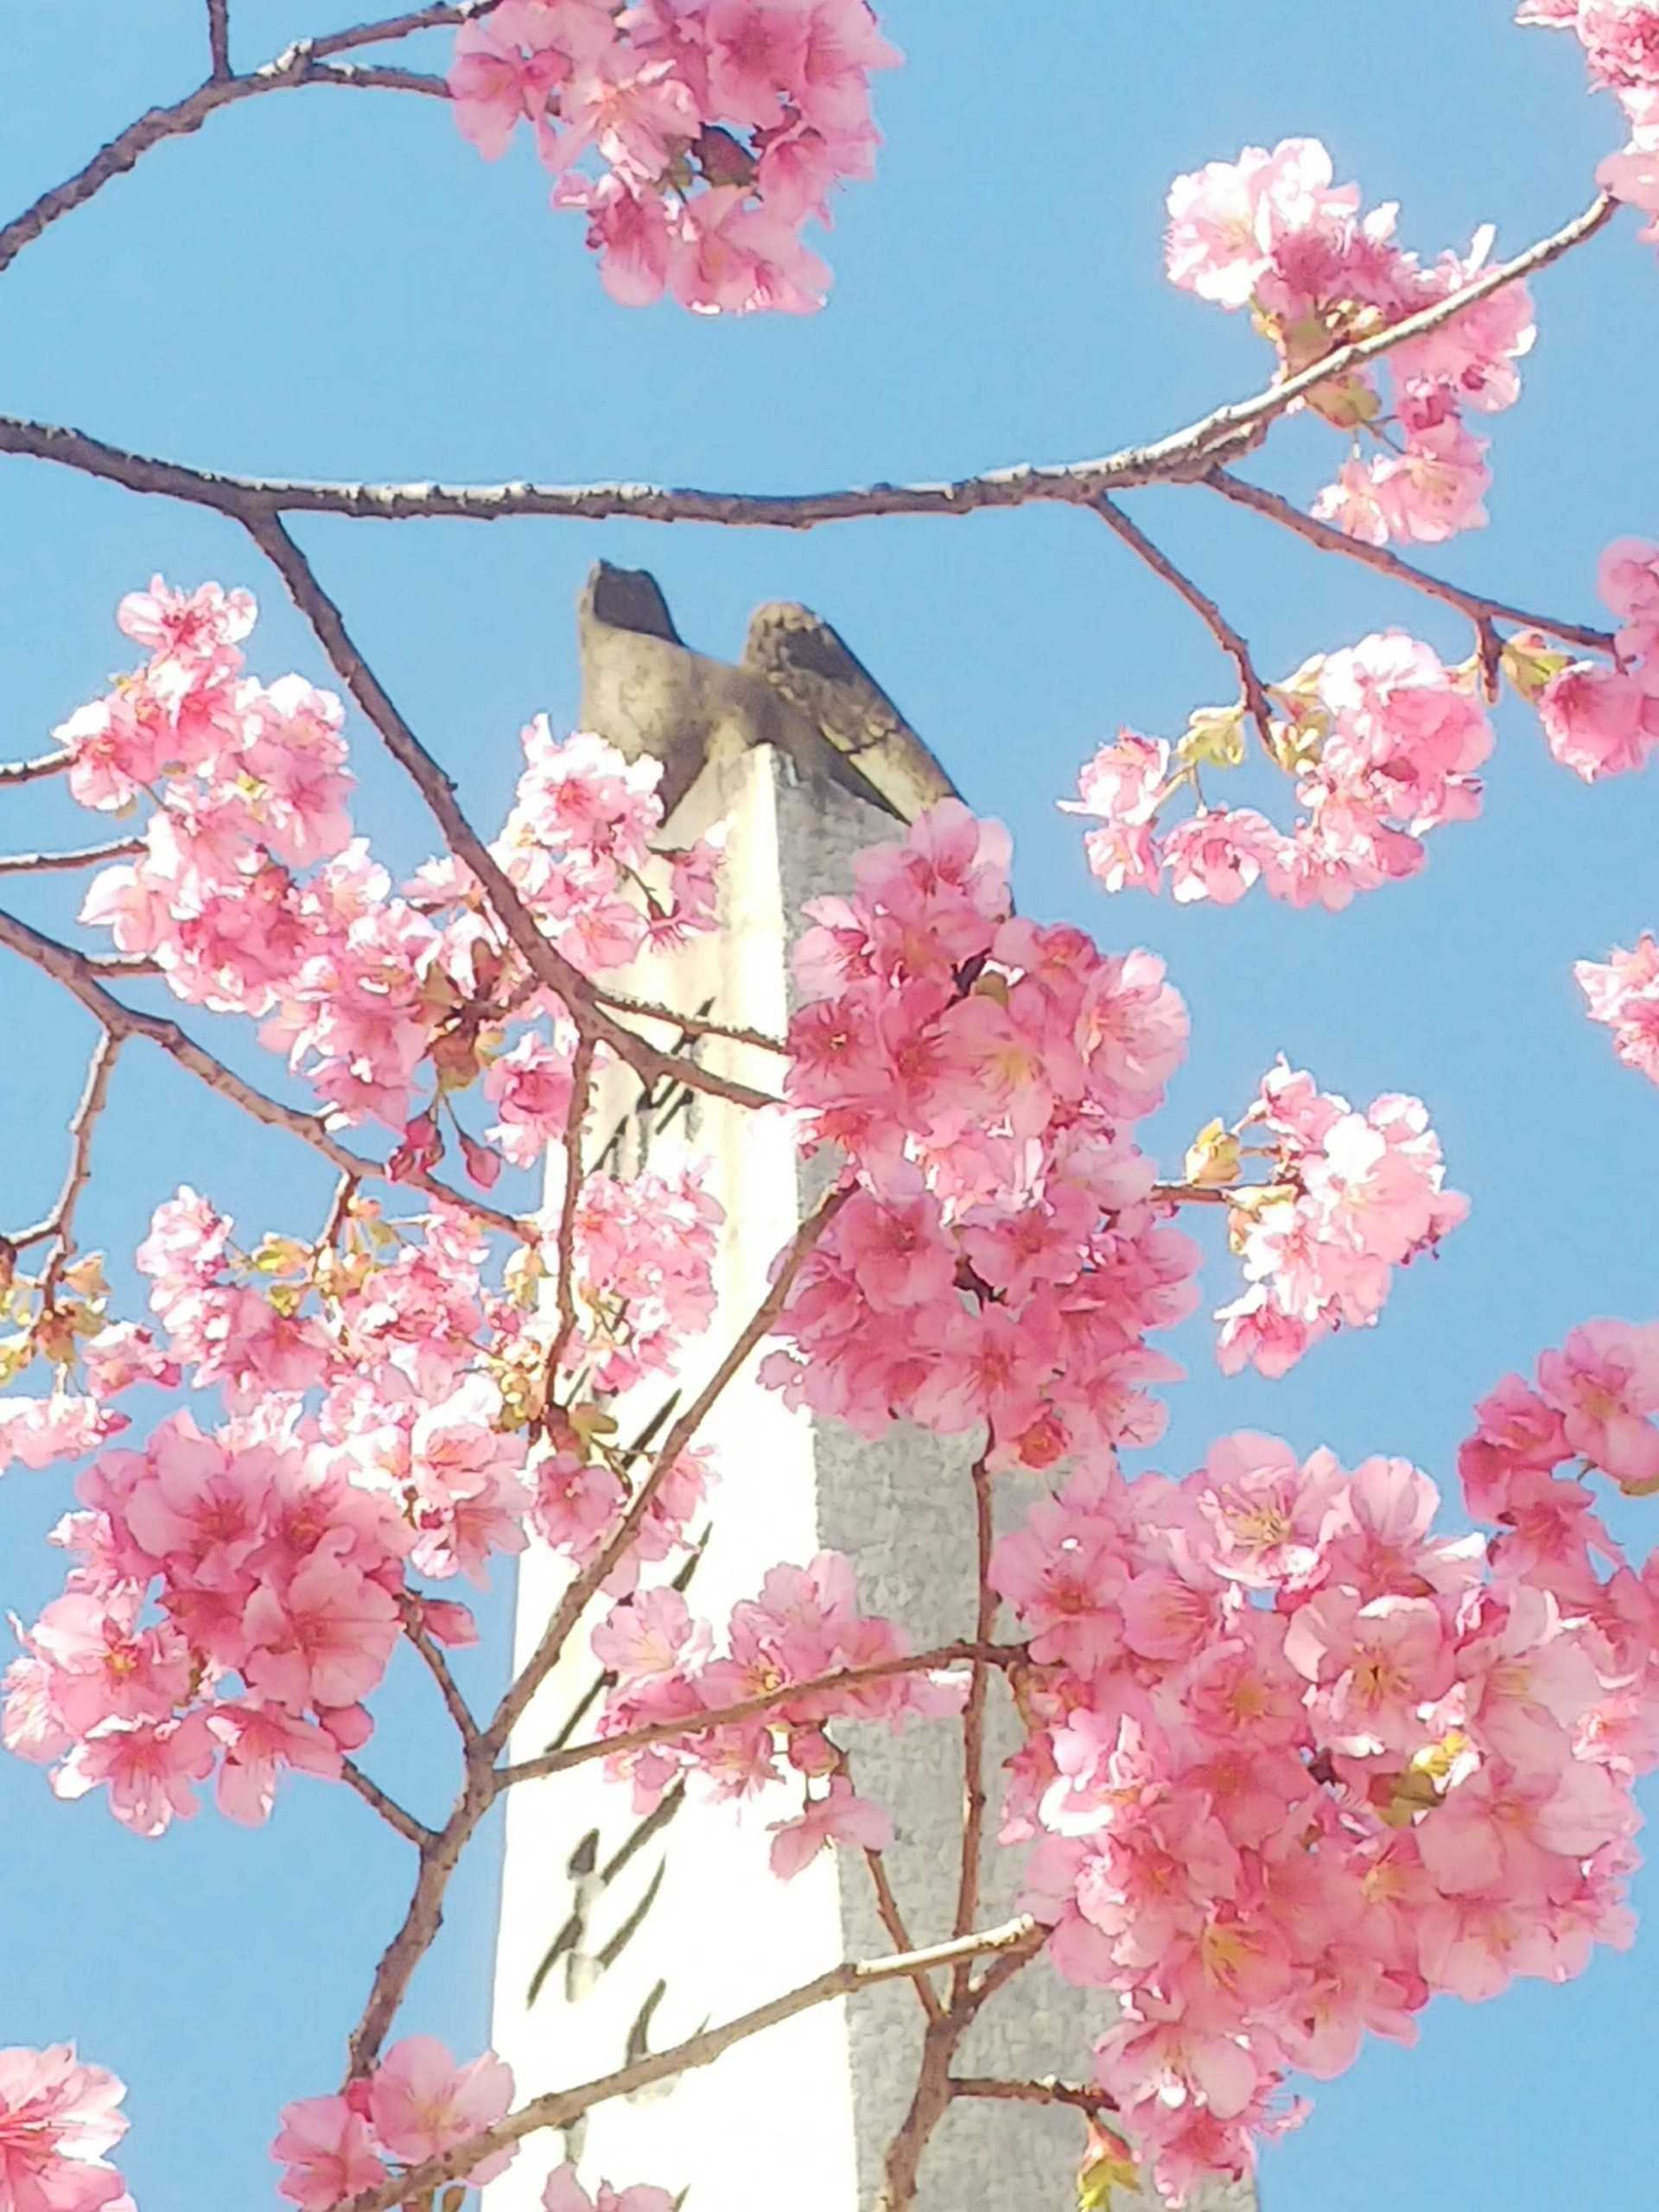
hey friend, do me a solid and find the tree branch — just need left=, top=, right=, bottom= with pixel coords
left=1204, top=467, right=1618, bottom=658
left=0, top=836, right=146, bottom=876
left=241, top=512, right=776, bottom=1116
left=308, top=1, right=502, bottom=60
left=9, top=1031, right=120, bottom=1287
left=590, top=987, right=788, bottom=1057
left=863, top=1845, right=944, bottom=2025
left=0, top=906, right=532, bottom=1241
left=950, top=2075, right=1117, bottom=2116
left=340, top=1758, right=434, bottom=1848
left=1094, top=493, right=1276, bottom=748
left=398, top=1594, right=482, bottom=1757
left=346, top=1765, right=497, bottom=2079
left=543, top=1033, right=594, bottom=1390
left=493, top=1639, right=1020, bottom=1788
left=207, top=0, right=232, bottom=79
left=0, top=749, right=70, bottom=786
left=948, top=1455, right=997, bottom=2008
left=0, top=38, right=452, bottom=280
left=338, top=1916, right=1040, bottom=2212
left=0, top=193, right=1614, bottom=532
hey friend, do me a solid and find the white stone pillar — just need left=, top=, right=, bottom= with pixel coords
left=486, top=740, right=1250, bottom=2212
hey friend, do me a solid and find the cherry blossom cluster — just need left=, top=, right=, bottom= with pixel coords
left=760, top=800, right=1203, bottom=1471
left=0, top=2044, right=131, bottom=2212
left=1166, top=138, right=1535, bottom=545
left=1461, top=1315, right=1659, bottom=1503
left=1577, top=930, right=1659, bottom=1080
left=1519, top=2, right=1659, bottom=244
left=994, top=1433, right=1657, bottom=2202
left=588, top=1551, right=959, bottom=1872
left=3, top=1392, right=454, bottom=1834
left=448, top=0, right=899, bottom=313
left=274, top=2036, right=515, bottom=2209
left=1065, top=629, right=1493, bottom=910
left=1, top=1156, right=725, bottom=1828
left=1508, top=536, right=1659, bottom=781
left=1210, top=1059, right=1467, bottom=1379
left=62, top=582, right=720, bottom=1175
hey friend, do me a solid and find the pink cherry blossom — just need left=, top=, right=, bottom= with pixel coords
left=272, top=2093, right=387, bottom=2210
left=0, top=2046, right=130, bottom=2212
left=366, top=2037, right=517, bottom=2183
left=768, top=1773, right=893, bottom=1877
left=1167, top=140, right=1533, bottom=549
left=1578, top=931, right=1659, bottom=1083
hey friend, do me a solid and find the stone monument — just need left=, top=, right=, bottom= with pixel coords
left=485, top=568, right=1251, bottom=2212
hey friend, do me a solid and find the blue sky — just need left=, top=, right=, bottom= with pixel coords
left=2, top=3, right=1657, bottom=2208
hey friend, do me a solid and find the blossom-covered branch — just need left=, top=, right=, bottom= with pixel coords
left=0, top=904, right=531, bottom=1239
left=339, top=1185, right=850, bottom=2079
left=483, top=1184, right=853, bottom=1758
left=493, top=1637, right=1020, bottom=1788
left=334, top=1916, right=1040, bottom=2212
left=243, top=511, right=778, bottom=1117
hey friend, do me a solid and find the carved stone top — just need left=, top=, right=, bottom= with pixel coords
left=575, top=561, right=958, bottom=824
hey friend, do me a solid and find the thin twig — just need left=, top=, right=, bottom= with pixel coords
left=950, top=2075, right=1117, bottom=2116
left=317, top=1171, right=358, bottom=1251
left=0, top=749, right=70, bottom=785
left=308, top=0, right=503, bottom=59
left=82, top=952, right=160, bottom=979
left=207, top=0, right=232, bottom=78
left=864, top=1847, right=944, bottom=2025
left=0, top=836, right=145, bottom=876
left=493, top=1640, right=1020, bottom=1788
left=948, top=1454, right=997, bottom=2007
left=0, top=194, right=1614, bottom=532
left=241, top=512, right=776, bottom=1116
left=338, top=1916, right=1040, bottom=2212
left=313, top=61, right=450, bottom=95
left=340, top=1759, right=434, bottom=1847
left=10, top=1032, right=120, bottom=1287
left=967, top=1919, right=1047, bottom=2006
left=1205, top=467, right=1618, bottom=658
left=591, top=987, right=789, bottom=1056
left=0, top=41, right=453, bottom=278
left=399, top=1594, right=483, bottom=1756
left=1148, top=1180, right=1235, bottom=1208
left=0, top=906, right=533, bottom=1241
left=543, top=1034, right=595, bottom=1388
left=1095, top=493, right=1276, bottom=749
